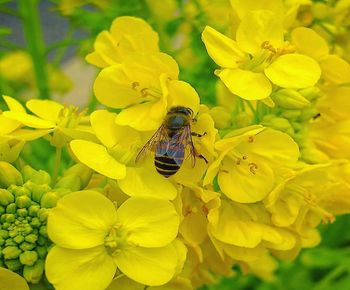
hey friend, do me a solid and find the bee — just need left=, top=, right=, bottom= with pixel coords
left=136, top=106, right=207, bottom=178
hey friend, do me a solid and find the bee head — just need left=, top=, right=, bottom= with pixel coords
left=169, top=106, right=193, bottom=117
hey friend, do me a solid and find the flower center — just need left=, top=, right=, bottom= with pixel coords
left=104, top=224, right=128, bottom=255
left=131, top=82, right=162, bottom=102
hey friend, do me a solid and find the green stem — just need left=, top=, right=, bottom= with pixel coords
left=314, top=265, right=347, bottom=290
left=52, top=147, right=62, bottom=186
left=245, top=100, right=259, bottom=123
left=18, top=0, right=50, bottom=99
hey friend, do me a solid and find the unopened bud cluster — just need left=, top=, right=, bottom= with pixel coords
left=0, top=162, right=57, bottom=283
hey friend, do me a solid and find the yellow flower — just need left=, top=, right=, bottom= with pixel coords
left=264, top=162, right=350, bottom=246
left=204, top=126, right=299, bottom=203
left=202, top=10, right=321, bottom=100
left=86, top=16, right=159, bottom=68
left=291, top=27, right=350, bottom=85
left=0, top=96, right=51, bottom=162
left=0, top=51, right=33, bottom=83
left=309, top=86, right=350, bottom=159
left=0, top=267, right=29, bottom=290
left=70, top=109, right=177, bottom=199
left=46, top=190, right=181, bottom=289
left=58, top=0, right=110, bottom=15
left=3, top=99, right=96, bottom=147
left=94, top=52, right=200, bottom=131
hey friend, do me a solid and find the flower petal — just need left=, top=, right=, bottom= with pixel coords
left=106, top=276, right=144, bottom=290
left=167, top=80, right=200, bottom=115
left=291, top=27, right=329, bottom=60
left=236, top=10, right=284, bottom=55
left=118, top=166, right=177, bottom=200
left=265, top=54, right=321, bottom=88
left=3, top=95, right=26, bottom=112
left=94, top=65, right=141, bottom=109
left=116, top=197, right=179, bottom=247
left=217, top=69, right=272, bottom=100
left=0, top=114, right=21, bottom=134
left=115, top=98, right=167, bottom=131
left=70, top=140, right=126, bottom=179
left=201, top=26, right=245, bottom=68
left=231, top=0, right=284, bottom=19
left=0, top=267, right=29, bottom=290
left=48, top=190, right=117, bottom=249
left=26, top=99, right=63, bottom=122
left=319, top=54, right=350, bottom=85
left=46, top=245, right=116, bottom=290
left=218, top=155, right=275, bottom=203
left=114, top=244, right=177, bottom=286
left=3, top=111, right=56, bottom=129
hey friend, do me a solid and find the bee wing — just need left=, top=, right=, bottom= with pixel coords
left=136, top=125, right=167, bottom=163
left=156, top=140, right=185, bottom=166
left=179, top=125, right=196, bottom=167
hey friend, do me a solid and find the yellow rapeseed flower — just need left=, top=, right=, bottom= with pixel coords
left=86, top=16, right=159, bottom=68
left=46, top=190, right=181, bottom=290
left=202, top=10, right=321, bottom=100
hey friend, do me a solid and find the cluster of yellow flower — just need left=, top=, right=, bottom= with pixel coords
left=1, top=0, right=350, bottom=290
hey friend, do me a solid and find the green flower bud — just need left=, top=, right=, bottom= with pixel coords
left=19, top=250, right=38, bottom=266
left=301, top=146, right=329, bottom=164
left=35, top=246, right=46, bottom=259
left=6, top=203, right=16, bottom=214
left=280, top=109, right=301, bottom=120
left=299, top=107, right=319, bottom=121
left=19, top=242, right=35, bottom=251
left=61, top=163, right=93, bottom=189
left=23, top=259, right=44, bottom=283
left=22, top=165, right=51, bottom=185
left=55, top=175, right=80, bottom=191
left=12, top=186, right=31, bottom=198
left=25, top=182, right=51, bottom=203
left=38, top=226, right=47, bottom=237
left=37, top=235, right=46, bottom=246
left=5, top=238, right=16, bottom=246
left=0, top=237, right=4, bottom=246
left=0, top=229, right=8, bottom=239
left=17, top=208, right=28, bottom=217
left=4, top=213, right=16, bottom=223
left=0, top=189, right=14, bottom=206
left=271, top=89, right=310, bottom=109
left=0, top=205, right=5, bottom=214
left=30, top=217, right=41, bottom=228
left=262, top=116, right=294, bottom=135
left=16, top=195, right=31, bottom=208
left=24, top=234, right=37, bottom=244
left=8, top=229, right=18, bottom=237
left=28, top=204, right=40, bottom=217
left=2, top=222, right=10, bottom=230
left=2, top=246, right=22, bottom=259
left=0, top=162, right=23, bottom=188
left=13, top=235, right=25, bottom=244
left=299, top=86, right=320, bottom=101
left=40, top=192, right=59, bottom=208
left=22, top=225, right=33, bottom=236
left=38, top=208, right=48, bottom=222
left=5, top=258, right=22, bottom=271
left=234, top=112, right=252, bottom=128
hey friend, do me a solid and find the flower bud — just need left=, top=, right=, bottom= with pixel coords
left=63, top=163, right=93, bottom=188
left=0, top=189, right=14, bottom=206
left=21, top=166, right=51, bottom=185
left=210, top=106, right=231, bottom=129
left=6, top=203, right=16, bottom=214
left=24, top=234, right=38, bottom=244
left=40, top=192, right=60, bottom=208
left=234, top=112, right=252, bottom=128
left=25, top=182, right=51, bottom=203
left=17, top=208, right=28, bottom=217
left=12, top=186, right=31, bottom=198
left=5, top=258, right=22, bottom=271
left=0, top=162, right=23, bottom=188
left=262, top=116, right=294, bottom=135
left=37, top=208, right=48, bottom=222
left=301, top=146, right=329, bottom=164
left=299, top=87, right=320, bottom=101
left=13, top=235, right=24, bottom=244
left=299, top=107, right=319, bottom=121
left=36, top=246, right=46, bottom=259
left=19, top=251, right=38, bottom=266
left=23, top=259, right=44, bottom=283
left=0, top=205, right=5, bottom=214
left=281, top=109, right=301, bottom=120
left=2, top=246, right=21, bottom=259
left=16, top=195, right=31, bottom=209
left=271, top=89, right=310, bottom=109
left=19, top=242, right=35, bottom=251
left=55, top=175, right=81, bottom=191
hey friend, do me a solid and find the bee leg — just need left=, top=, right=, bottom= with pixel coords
left=198, top=154, right=208, bottom=164
left=191, top=132, right=207, bottom=138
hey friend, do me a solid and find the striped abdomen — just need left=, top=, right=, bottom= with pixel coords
left=155, top=141, right=185, bottom=178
